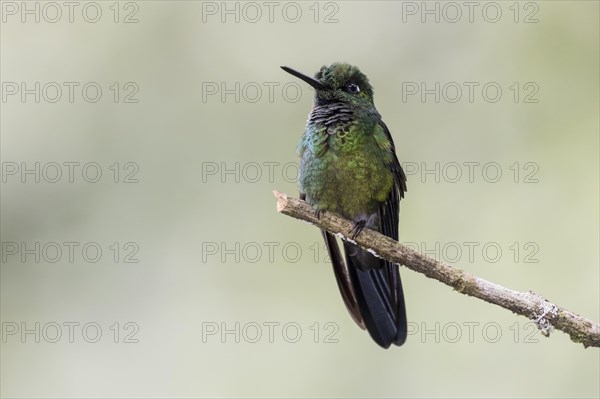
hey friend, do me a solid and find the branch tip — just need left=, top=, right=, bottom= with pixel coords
left=273, top=190, right=288, bottom=213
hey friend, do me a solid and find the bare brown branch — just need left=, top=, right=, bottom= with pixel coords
left=273, top=190, right=600, bottom=348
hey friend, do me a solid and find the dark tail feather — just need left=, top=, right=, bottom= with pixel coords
left=321, top=231, right=365, bottom=329
left=344, top=242, right=407, bottom=348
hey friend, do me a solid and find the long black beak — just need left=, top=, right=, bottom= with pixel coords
left=281, top=66, right=327, bottom=90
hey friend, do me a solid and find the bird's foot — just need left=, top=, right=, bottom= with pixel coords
left=314, top=208, right=323, bottom=219
left=349, top=220, right=366, bottom=240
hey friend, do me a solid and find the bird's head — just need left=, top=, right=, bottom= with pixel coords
left=281, top=63, right=374, bottom=107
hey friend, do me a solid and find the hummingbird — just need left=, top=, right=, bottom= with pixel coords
left=281, top=63, right=408, bottom=348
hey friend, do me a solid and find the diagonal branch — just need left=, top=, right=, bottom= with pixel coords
left=273, top=190, right=600, bottom=348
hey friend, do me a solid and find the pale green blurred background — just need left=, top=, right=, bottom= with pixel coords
left=1, top=1, right=599, bottom=398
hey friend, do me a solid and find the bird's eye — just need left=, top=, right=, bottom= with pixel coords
left=346, top=83, right=360, bottom=94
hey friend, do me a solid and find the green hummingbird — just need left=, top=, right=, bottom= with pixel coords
left=281, top=63, right=408, bottom=348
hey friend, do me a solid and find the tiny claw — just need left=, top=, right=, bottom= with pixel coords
left=349, top=220, right=366, bottom=240
left=315, top=209, right=323, bottom=219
